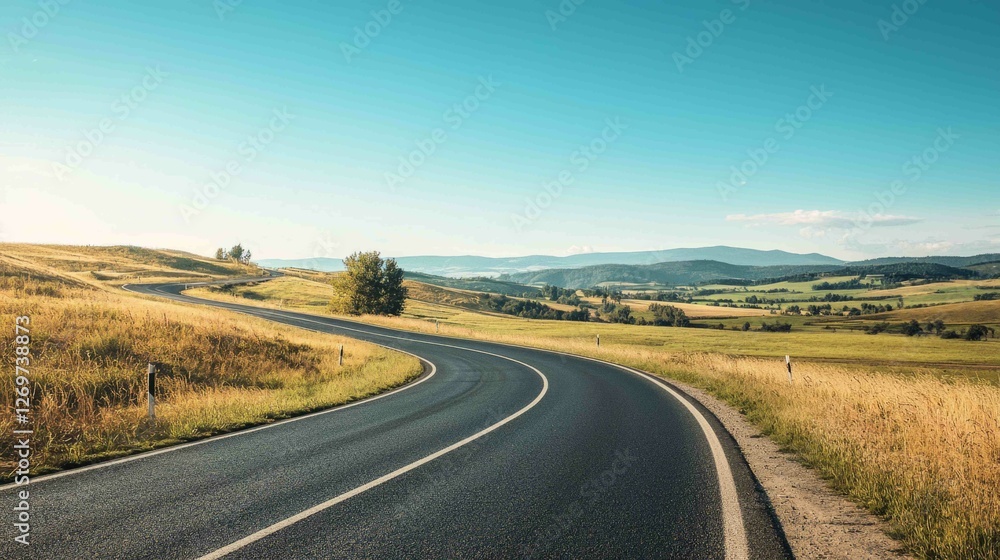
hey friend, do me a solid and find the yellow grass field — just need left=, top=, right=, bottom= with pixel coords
left=622, top=299, right=771, bottom=318
left=192, top=272, right=1000, bottom=559
left=883, top=299, right=1000, bottom=324
left=0, top=247, right=422, bottom=477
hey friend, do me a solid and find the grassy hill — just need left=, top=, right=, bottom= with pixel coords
left=402, top=271, right=541, bottom=296
left=0, top=245, right=421, bottom=479
left=0, top=243, right=257, bottom=286
left=968, top=261, right=1000, bottom=277
left=881, top=299, right=1000, bottom=325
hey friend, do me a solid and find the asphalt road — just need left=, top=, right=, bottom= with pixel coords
left=2, top=281, right=792, bottom=559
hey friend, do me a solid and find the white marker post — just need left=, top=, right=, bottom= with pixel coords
left=147, top=363, right=156, bottom=418
left=785, top=355, right=792, bottom=383
left=435, top=319, right=439, bottom=333
left=596, top=335, right=600, bottom=347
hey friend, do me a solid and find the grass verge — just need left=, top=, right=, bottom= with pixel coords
left=0, top=264, right=422, bottom=479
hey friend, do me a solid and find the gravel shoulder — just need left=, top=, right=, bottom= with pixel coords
left=667, top=378, right=914, bottom=560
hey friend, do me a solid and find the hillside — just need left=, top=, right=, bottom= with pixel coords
left=880, top=299, right=1000, bottom=325
left=968, top=261, right=1000, bottom=277
left=841, top=262, right=978, bottom=281
left=847, top=254, right=1000, bottom=268
left=0, top=245, right=420, bottom=478
left=258, top=246, right=843, bottom=277
left=501, top=260, right=842, bottom=289
left=0, top=243, right=255, bottom=285
left=403, top=271, right=541, bottom=296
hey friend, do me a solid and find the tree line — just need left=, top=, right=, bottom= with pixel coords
left=214, top=243, right=253, bottom=265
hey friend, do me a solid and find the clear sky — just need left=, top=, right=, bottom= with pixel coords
left=1, top=0, right=997, bottom=261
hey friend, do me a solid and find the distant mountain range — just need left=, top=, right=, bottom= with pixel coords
left=501, top=259, right=993, bottom=290
left=258, top=246, right=844, bottom=277
left=500, top=261, right=844, bottom=289
left=258, top=247, right=1000, bottom=288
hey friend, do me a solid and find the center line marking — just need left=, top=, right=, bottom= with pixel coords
left=197, top=350, right=549, bottom=560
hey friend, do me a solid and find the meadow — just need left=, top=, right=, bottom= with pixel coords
left=0, top=246, right=422, bottom=477
left=191, top=271, right=1000, bottom=559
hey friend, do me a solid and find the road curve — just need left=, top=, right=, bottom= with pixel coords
left=2, top=281, right=791, bottom=559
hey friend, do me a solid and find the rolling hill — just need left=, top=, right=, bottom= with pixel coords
left=847, top=254, right=1000, bottom=268
left=257, top=246, right=843, bottom=277
left=499, top=260, right=843, bottom=289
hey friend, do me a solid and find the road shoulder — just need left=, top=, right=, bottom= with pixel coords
left=663, top=378, right=913, bottom=560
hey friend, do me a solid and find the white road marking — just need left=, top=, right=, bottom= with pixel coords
left=197, top=351, right=549, bottom=560
left=117, top=282, right=743, bottom=558
left=0, top=346, right=436, bottom=491
left=612, top=364, right=749, bottom=560
left=170, top=286, right=748, bottom=560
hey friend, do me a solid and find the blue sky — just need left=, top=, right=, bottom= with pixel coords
left=1, top=0, right=997, bottom=260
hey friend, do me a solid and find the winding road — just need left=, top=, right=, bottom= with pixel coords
left=2, top=281, right=791, bottom=559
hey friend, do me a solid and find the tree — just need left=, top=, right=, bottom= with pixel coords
left=742, top=321, right=751, bottom=332
left=902, top=320, right=923, bottom=337
left=214, top=248, right=226, bottom=260
left=648, top=303, right=690, bottom=327
left=229, top=244, right=245, bottom=263
left=927, top=320, right=946, bottom=335
left=380, top=257, right=406, bottom=316
left=331, top=251, right=408, bottom=316
left=964, top=324, right=989, bottom=342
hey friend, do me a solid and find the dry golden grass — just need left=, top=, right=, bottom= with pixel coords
left=0, top=258, right=421, bottom=478
left=621, top=299, right=771, bottom=318
left=191, top=274, right=1000, bottom=559
left=882, top=299, right=1000, bottom=325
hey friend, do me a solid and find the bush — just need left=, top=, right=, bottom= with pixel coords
left=865, top=322, right=890, bottom=335
left=648, top=303, right=690, bottom=327
left=902, top=320, right=923, bottom=337
left=964, top=324, right=990, bottom=341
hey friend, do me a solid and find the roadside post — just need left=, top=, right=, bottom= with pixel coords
left=436, top=319, right=439, bottom=333
left=597, top=335, right=600, bottom=347
left=786, top=355, right=792, bottom=383
left=339, top=345, right=344, bottom=366
left=147, top=363, right=157, bottom=418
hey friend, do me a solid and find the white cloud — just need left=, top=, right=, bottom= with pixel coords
left=566, top=245, right=595, bottom=255
left=726, top=209, right=922, bottom=231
